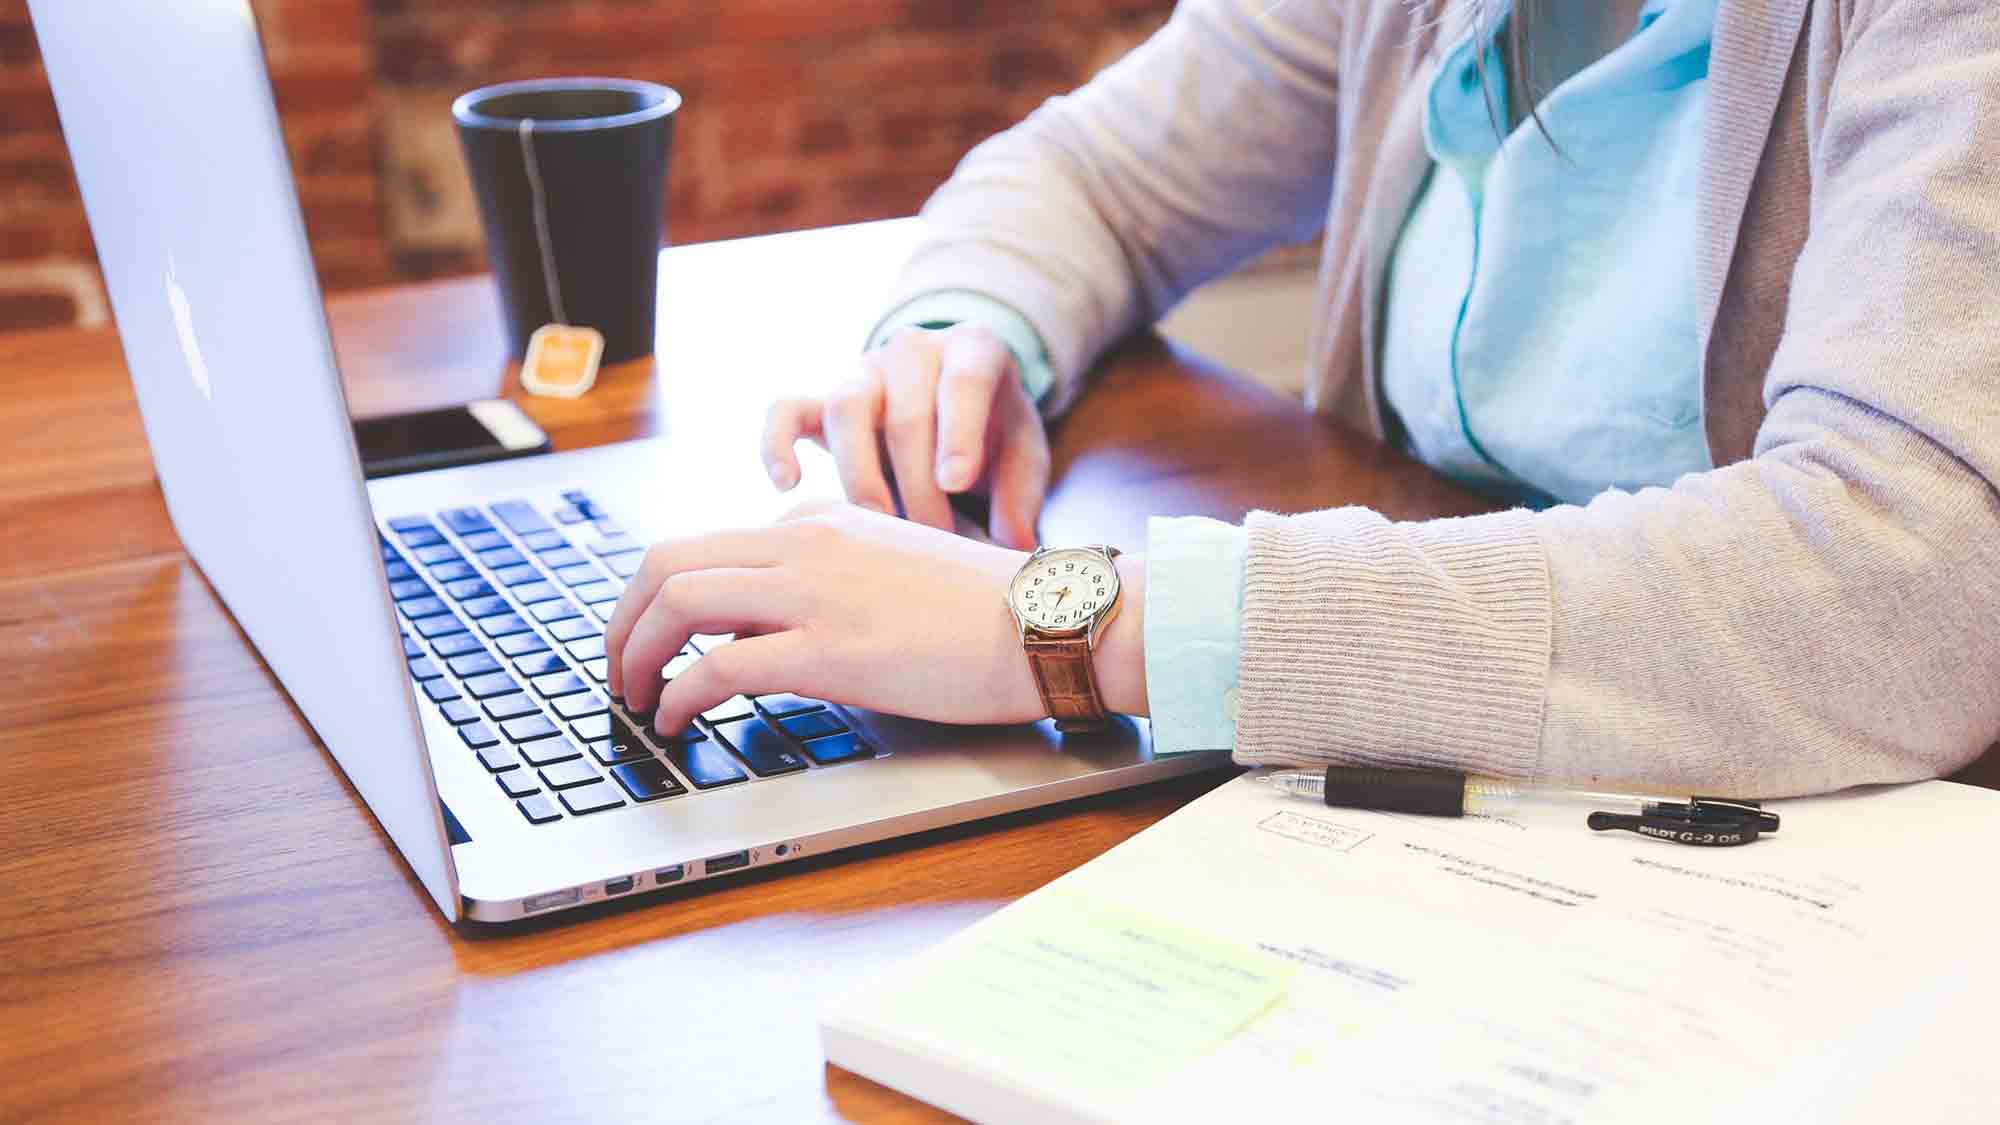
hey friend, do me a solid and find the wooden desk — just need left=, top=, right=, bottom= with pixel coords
left=2, top=221, right=1993, bottom=1122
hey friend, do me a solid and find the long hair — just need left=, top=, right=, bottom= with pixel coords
left=1470, top=0, right=1555, bottom=143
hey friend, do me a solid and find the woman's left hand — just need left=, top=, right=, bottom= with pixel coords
left=603, top=502, right=1147, bottom=739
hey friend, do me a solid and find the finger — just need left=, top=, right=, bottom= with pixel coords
left=933, top=329, right=1012, bottom=492
left=986, top=396, right=1050, bottom=551
left=822, top=370, right=895, bottom=514
left=619, top=568, right=796, bottom=715
left=882, top=365, right=955, bottom=532
left=761, top=397, right=824, bottom=491
left=605, top=530, right=786, bottom=699
left=653, top=632, right=812, bottom=736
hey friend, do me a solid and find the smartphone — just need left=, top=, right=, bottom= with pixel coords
left=352, top=400, right=551, bottom=479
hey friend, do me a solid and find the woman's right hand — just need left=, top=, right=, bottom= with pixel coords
left=760, top=323, right=1050, bottom=549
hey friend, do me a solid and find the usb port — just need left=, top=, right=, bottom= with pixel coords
left=656, top=864, right=685, bottom=884
left=704, top=850, right=750, bottom=875
left=604, top=875, right=635, bottom=896
left=522, top=887, right=580, bottom=914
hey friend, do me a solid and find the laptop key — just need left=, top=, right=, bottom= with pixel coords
left=431, top=560, right=478, bottom=583
left=755, top=693, right=823, bottom=719
left=590, top=602, right=616, bottom=623
left=565, top=635, right=606, bottom=661
left=464, top=672, right=522, bottom=700
left=702, top=695, right=755, bottom=724
left=554, top=692, right=608, bottom=720
left=779, top=710, right=847, bottom=742
left=489, top=500, right=552, bottom=536
left=460, top=530, right=507, bottom=553
left=511, top=580, right=562, bottom=605
left=476, top=745, right=521, bottom=773
left=414, top=614, right=468, bottom=639
left=711, top=719, right=808, bottom=777
left=554, top=505, right=587, bottom=524
left=407, top=657, right=443, bottom=682
left=513, top=651, right=567, bottom=678
left=496, top=771, right=540, bottom=799
left=444, top=578, right=495, bottom=601
left=550, top=617, right=600, bottom=642
left=532, top=671, right=588, bottom=699
left=587, top=727, right=652, bottom=766
left=502, top=714, right=560, bottom=743
left=583, top=658, right=609, bottom=682
left=397, top=526, right=444, bottom=548
left=569, top=714, right=613, bottom=742
left=478, top=546, right=527, bottom=569
left=516, top=792, right=562, bottom=824
left=440, top=507, right=493, bottom=535
left=447, top=652, right=502, bottom=678
left=520, top=736, right=584, bottom=767
left=401, top=634, right=423, bottom=658
left=479, top=614, right=532, bottom=639
left=462, top=595, right=515, bottom=620
left=587, top=533, right=641, bottom=557
left=389, top=578, right=432, bottom=601
left=800, top=731, right=874, bottom=765
left=433, top=631, right=484, bottom=658
left=384, top=560, right=416, bottom=582
left=386, top=515, right=432, bottom=533
left=422, top=679, right=462, bottom=703
left=522, top=530, right=568, bottom=553
left=531, top=599, right=580, bottom=624
left=459, top=722, right=500, bottom=749
left=663, top=739, right=747, bottom=789
left=398, top=596, right=449, bottom=620
left=539, top=547, right=586, bottom=569
left=439, top=699, right=480, bottom=725
left=483, top=693, right=541, bottom=722
left=554, top=563, right=603, bottom=587
left=573, top=581, right=621, bottom=606
left=539, top=759, right=600, bottom=790
left=559, top=780, right=625, bottom=815
left=414, top=544, right=463, bottom=566
left=606, top=553, right=644, bottom=579
left=493, top=563, right=541, bottom=587
left=498, top=631, right=550, bottom=657
left=612, top=759, right=686, bottom=802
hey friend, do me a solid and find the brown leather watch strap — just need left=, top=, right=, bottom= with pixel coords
left=1023, top=632, right=1109, bottom=733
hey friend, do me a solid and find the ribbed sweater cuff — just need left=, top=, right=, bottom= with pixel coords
left=1235, top=506, right=1552, bottom=780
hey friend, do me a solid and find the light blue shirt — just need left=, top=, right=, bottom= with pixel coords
left=878, top=0, right=1718, bottom=755
left=1382, top=0, right=1717, bottom=507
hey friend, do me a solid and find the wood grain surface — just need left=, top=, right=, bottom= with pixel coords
left=2, top=222, right=1993, bottom=1123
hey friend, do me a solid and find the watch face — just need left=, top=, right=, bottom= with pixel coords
left=1009, top=548, right=1118, bottom=632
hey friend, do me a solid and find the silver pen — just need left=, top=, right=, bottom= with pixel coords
left=1258, top=766, right=1779, bottom=846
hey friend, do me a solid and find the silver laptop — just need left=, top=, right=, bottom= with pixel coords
left=31, top=1, right=1225, bottom=923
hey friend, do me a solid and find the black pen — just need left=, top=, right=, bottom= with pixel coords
left=1259, top=766, right=1779, bottom=846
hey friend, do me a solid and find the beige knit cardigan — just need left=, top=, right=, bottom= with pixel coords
left=883, top=0, right=2000, bottom=797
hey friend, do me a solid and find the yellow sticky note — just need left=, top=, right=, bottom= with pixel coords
left=878, top=889, right=1295, bottom=1094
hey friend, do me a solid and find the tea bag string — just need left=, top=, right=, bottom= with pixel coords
left=517, top=117, right=567, bottom=326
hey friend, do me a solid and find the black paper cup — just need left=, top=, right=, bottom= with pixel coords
left=453, top=78, right=680, bottom=364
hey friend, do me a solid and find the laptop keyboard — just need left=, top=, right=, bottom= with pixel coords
left=381, top=489, right=876, bottom=827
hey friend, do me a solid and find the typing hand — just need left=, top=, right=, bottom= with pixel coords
left=760, top=323, right=1049, bottom=550
left=602, top=502, right=1147, bottom=737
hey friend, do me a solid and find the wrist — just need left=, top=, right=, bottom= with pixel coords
left=1094, top=553, right=1148, bottom=716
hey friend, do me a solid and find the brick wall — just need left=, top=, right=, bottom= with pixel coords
left=0, top=0, right=1173, bottom=333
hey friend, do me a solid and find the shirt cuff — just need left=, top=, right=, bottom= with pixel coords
left=1143, top=515, right=1249, bottom=754
left=867, top=290, right=1058, bottom=406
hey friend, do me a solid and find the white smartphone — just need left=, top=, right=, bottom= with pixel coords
left=352, top=399, right=551, bottom=479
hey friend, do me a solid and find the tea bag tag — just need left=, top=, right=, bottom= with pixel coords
left=520, top=323, right=604, bottom=398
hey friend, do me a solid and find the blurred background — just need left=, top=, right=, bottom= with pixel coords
left=0, top=0, right=1317, bottom=389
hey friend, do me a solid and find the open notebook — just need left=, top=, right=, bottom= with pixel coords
left=823, top=772, right=2000, bottom=1123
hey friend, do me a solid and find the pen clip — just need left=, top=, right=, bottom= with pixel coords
left=1586, top=798, right=1779, bottom=847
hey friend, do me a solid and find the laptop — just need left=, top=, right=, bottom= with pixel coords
left=30, top=1, right=1226, bottom=923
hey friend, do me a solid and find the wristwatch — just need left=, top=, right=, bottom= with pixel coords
left=1005, top=545, right=1124, bottom=733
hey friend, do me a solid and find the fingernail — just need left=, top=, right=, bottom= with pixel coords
left=768, top=462, right=796, bottom=490
left=937, top=454, right=971, bottom=491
